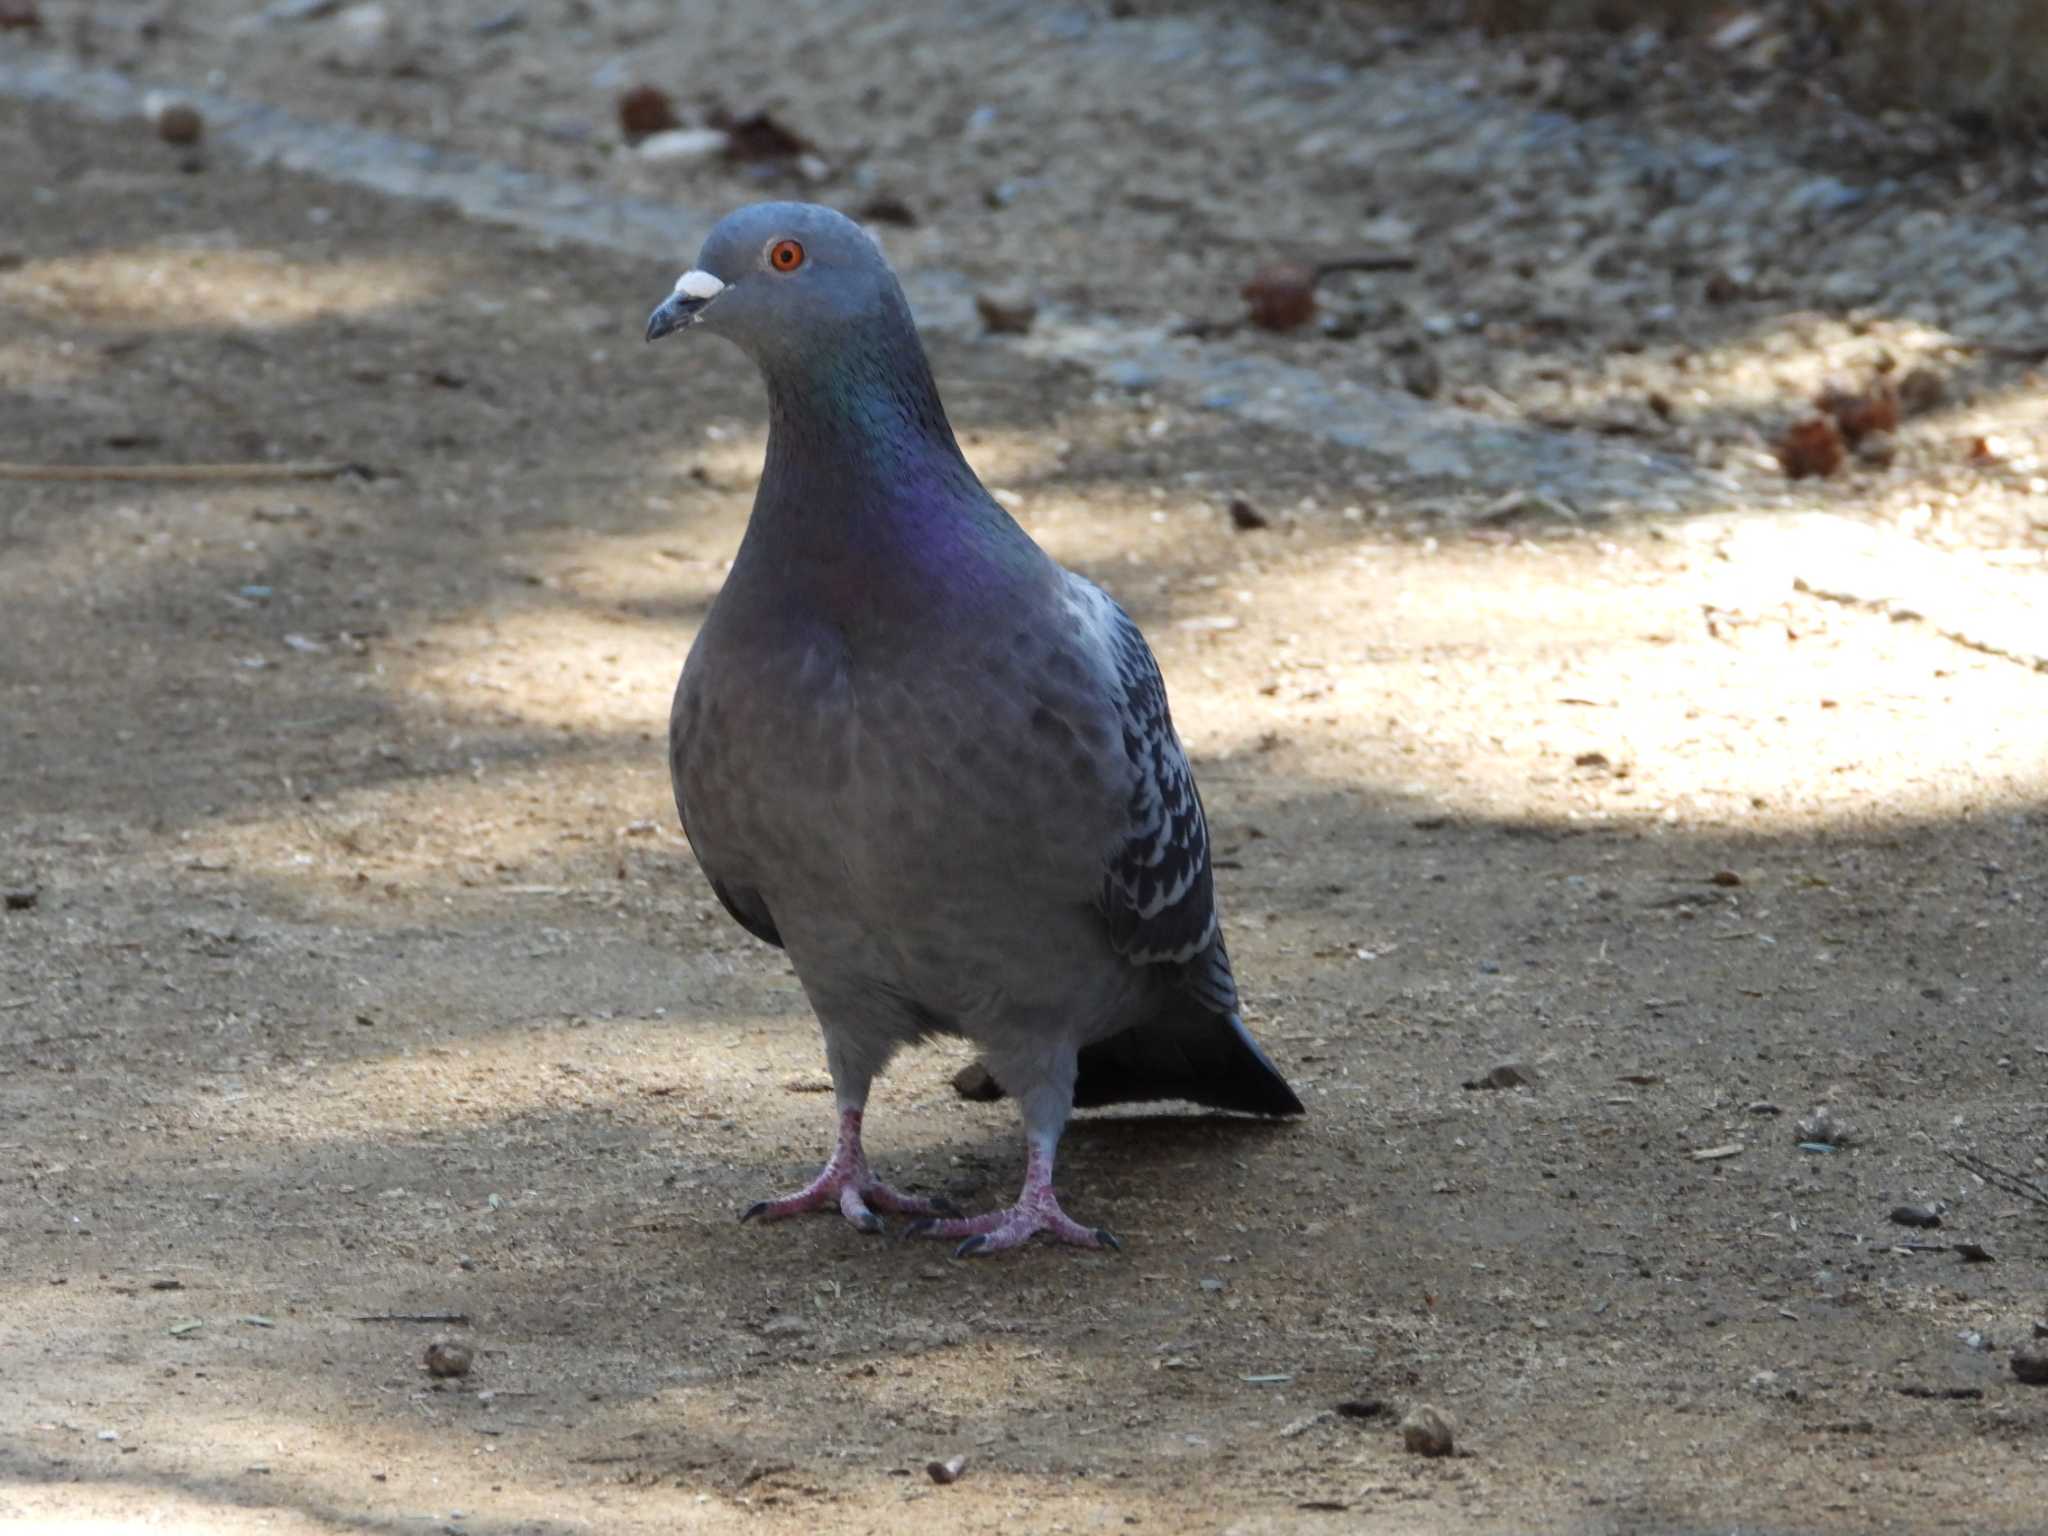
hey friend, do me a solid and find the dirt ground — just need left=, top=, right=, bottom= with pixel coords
left=4, top=4, right=2048, bottom=1534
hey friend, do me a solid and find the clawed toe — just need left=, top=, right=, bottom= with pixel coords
left=909, top=1197, right=1117, bottom=1257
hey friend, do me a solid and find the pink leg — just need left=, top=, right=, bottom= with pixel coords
left=740, top=1109, right=958, bottom=1234
left=905, top=1138, right=1118, bottom=1258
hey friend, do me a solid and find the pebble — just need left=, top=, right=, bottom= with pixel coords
left=950, top=1061, right=1002, bottom=1102
left=926, top=1454, right=968, bottom=1484
left=1897, top=365, right=1947, bottom=417
left=1888, top=1203, right=1942, bottom=1229
left=1399, top=350, right=1443, bottom=400
left=2013, top=1354, right=2048, bottom=1386
left=1399, top=1403, right=1455, bottom=1457
left=4, top=887, right=38, bottom=911
left=423, top=1339, right=472, bottom=1378
left=148, top=95, right=203, bottom=145
left=0, top=0, right=39, bottom=24
left=973, top=288, right=1038, bottom=336
left=1227, top=497, right=1269, bottom=530
left=636, top=128, right=730, bottom=165
left=323, top=2, right=399, bottom=71
left=1794, top=1106, right=1847, bottom=1146
left=1463, top=1063, right=1532, bottom=1090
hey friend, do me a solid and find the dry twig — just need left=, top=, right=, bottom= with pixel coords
left=1947, top=1149, right=2048, bottom=1208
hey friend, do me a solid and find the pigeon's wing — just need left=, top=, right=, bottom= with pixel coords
left=1071, top=581, right=1303, bottom=1117
left=671, top=702, right=783, bottom=950
left=1091, top=592, right=1222, bottom=977
left=710, top=872, right=783, bottom=949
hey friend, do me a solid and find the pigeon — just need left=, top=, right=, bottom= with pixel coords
left=645, top=202, right=1303, bottom=1256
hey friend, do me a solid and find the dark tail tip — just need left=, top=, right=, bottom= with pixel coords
left=1074, top=1010, right=1306, bottom=1116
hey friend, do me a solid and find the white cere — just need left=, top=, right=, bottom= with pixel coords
left=672, top=269, right=726, bottom=300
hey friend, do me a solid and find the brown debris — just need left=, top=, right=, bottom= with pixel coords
left=616, top=85, right=679, bottom=145
left=1241, top=252, right=1418, bottom=334
left=1775, top=415, right=1845, bottom=479
left=0, top=0, right=40, bottom=29
left=857, top=195, right=917, bottom=227
left=1815, top=380, right=1899, bottom=445
left=709, top=107, right=812, bottom=162
left=1242, top=262, right=1319, bottom=332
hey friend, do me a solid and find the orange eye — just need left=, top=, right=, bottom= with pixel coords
left=768, top=239, right=805, bottom=272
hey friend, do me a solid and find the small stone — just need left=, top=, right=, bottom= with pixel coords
left=1897, top=366, right=1946, bottom=417
left=2011, top=1351, right=2048, bottom=1385
left=617, top=84, right=679, bottom=144
left=1709, top=869, right=1742, bottom=887
left=857, top=194, right=918, bottom=227
left=0, top=0, right=40, bottom=28
left=1889, top=1204, right=1942, bottom=1229
left=1335, top=1397, right=1386, bottom=1419
left=635, top=127, right=731, bottom=164
left=1794, top=1106, right=1847, bottom=1146
left=973, top=289, right=1037, bottom=336
left=153, top=99, right=203, bottom=145
left=1954, top=1242, right=1995, bottom=1264
left=423, top=1339, right=472, bottom=1378
left=950, top=1061, right=1003, bottom=1102
left=322, top=2, right=401, bottom=71
left=1855, top=429, right=1897, bottom=467
left=1463, top=1063, right=1531, bottom=1091
left=4, top=887, right=38, bottom=911
left=926, top=1454, right=968, bottom=1484
left=1227, top=498, right=1269, bottom=531
left=1399, top=350, right=1443, bottom=400
left=1399, top=1403, right=1455, bottom=1457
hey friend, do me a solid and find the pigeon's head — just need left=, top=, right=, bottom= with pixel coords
left=645, top=202, right=901, bottom=367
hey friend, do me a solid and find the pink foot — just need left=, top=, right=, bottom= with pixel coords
left=904, top=1141, right=1119, bottom=1258
left=740, top=1109, right=957, bottom=1235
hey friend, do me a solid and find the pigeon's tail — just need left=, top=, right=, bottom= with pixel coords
left=1074, top=1009, right=1306, bottom=1117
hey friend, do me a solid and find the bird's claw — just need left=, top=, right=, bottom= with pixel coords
left=910, top=1197, right=1119, bottom=1257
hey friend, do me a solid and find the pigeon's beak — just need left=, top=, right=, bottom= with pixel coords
left=646, top=268, right=726, bottom=342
